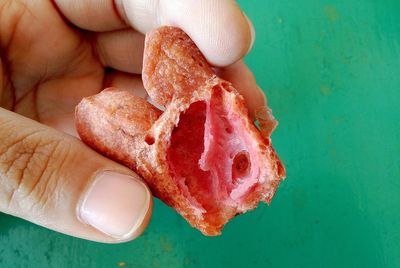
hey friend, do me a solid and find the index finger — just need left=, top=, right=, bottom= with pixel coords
left=54, top=0, right=255, bottom=66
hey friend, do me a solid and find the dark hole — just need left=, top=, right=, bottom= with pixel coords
left=225, top=127, right=233, bottom=134
left=232, top=151, right=251, bottom=177
left=145, top=135, right=155, bottom=145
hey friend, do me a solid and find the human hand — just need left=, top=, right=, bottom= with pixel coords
left=0, top=0, right=265, bottom=243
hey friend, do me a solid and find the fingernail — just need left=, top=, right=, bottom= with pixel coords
left=243, top=13, right=256, bottom=54
left=79, top=171, right=151, bottom=239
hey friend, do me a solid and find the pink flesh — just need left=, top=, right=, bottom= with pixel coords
left=167, top=91, right=260, bottom=215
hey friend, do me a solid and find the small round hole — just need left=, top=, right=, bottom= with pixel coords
left=225, top=127, right=233, bottom=134
left=232, top=151, right=251, bottom=178
left=145, top=135, right=155, bottom=145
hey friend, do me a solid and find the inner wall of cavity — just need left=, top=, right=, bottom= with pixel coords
left=167, top=98, right=258, bottom=210
left=199, top=94, right=256, bottom=201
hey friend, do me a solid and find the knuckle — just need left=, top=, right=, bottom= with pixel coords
left=0, top=129, right=69, bottom=214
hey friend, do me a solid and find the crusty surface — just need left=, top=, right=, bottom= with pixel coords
left=75, top=26, right=285, bottom=236
left=142, top=26, right=214, bottom=107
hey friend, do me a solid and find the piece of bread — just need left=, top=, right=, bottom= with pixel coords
left=75, top=26, right=285, bottom=236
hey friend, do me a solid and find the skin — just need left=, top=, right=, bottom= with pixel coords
left=0, top=0, right=266, bottom=243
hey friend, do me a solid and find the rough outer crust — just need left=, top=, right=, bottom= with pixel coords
left=142, top=26, right=214, bottom=106
left=76, top=26, right=285, bottom=236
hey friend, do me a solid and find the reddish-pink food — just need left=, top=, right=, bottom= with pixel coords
left=75, top=26, right=285, bottom=236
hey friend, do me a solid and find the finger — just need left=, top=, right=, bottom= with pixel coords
left=215, top=60, right=266, bottom=118
left=55, top=0, right=255, bottom=66
left=153, top=0, right=255, bottom=66
left=53, top=0, right=128, bottom=32
left=0, top=108, right=152, bottom=243
left=103, top=71, right=166, bottom=111
left=36, top=72, right=147, bottom=136
left=122, top=0, right=255, bottom=66
left=103, top=71, right=148, bottom=99
left=95, top=29, right=145, bottom=74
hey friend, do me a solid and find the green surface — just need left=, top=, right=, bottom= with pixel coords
left=1, top=1, right=400, bottom=267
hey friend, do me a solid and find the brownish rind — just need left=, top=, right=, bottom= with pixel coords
left=261, top=150, right=286, bottom=204
left=75, top=88, right=162, bottom=177
left=143, top=26, right=214, bottom=107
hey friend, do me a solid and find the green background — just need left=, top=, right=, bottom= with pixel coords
left=1, top=0, right=399, bottom=267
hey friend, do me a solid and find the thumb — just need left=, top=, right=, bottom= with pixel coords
left=123, top=0, right=255, bottom=66
left=0, top=108, right=152, bottom=243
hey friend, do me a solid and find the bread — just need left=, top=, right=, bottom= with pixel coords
left=75, top=26, right=285, bottom=236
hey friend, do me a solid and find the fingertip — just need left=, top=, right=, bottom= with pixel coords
left=199, top=10, right=253, bottom=66
left=160, top=0, right=254, bottom=67
left=77, top=171, right=153, bottom=243
left=124, top=196, right=153, bottom=241
left=243, top=13, right=256, bottom=55
left=120, top=0, right=255, bottom=66
left=106, top=193, right=153, bottom=243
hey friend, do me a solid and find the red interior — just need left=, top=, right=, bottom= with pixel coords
left=167, top=90, right=259, bottom=219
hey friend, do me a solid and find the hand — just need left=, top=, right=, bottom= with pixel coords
left=0, top=0, right=265, bottom=243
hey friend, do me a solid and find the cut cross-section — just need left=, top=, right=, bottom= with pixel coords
left=167, top=87, right=261, bottom=229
